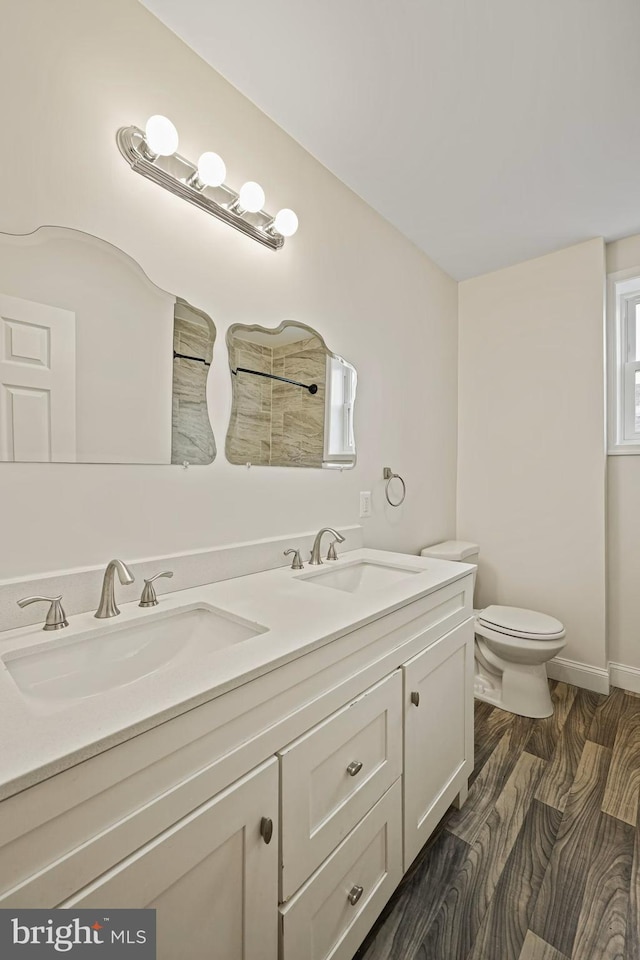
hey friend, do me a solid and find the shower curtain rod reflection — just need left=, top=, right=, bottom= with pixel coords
left=232, top=366, right=319, bottom=394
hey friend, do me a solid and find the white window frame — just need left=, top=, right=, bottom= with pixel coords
left=323, top=354, right=357, bottom=467
left=608, top=268, right=640, bottom=454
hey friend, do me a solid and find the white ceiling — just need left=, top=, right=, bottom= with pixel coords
left=140, top=0, right=640, bottom=280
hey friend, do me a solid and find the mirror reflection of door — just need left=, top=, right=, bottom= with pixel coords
left=0, top=294, right=76, bottom=461
left=0, top=226, right=217, bottom=465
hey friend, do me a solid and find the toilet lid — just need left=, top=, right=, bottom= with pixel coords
left=477, top=605, right=565, bottom=640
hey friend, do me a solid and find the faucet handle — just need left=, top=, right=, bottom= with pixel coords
left=284, top=549, right=304, bottom=570
left=17, top=595, right=69, bottom=631
left=327, top=540, right=340, bottom=561
left=139, top=571, right=174, bottom=608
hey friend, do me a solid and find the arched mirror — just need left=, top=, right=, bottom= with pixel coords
left=226, top=321, right=357, bottom=468
left=0, top=226, right=216, bottom=464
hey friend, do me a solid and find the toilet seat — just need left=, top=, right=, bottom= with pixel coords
left=476, top=605, right=565, bottom=642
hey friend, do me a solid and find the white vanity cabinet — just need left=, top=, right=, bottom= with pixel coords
left=0, top=568, right=474, bottom=960
left=61, top=759, right=279, bottom=960
left=277, top=617, right=473, bottom=960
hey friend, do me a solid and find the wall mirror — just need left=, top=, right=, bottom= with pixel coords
left=0, top=226, right=215, bottom=464
left=226, top=321, right=357, bottom=468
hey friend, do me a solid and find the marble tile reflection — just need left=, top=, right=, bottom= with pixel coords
left=226, top=326, right=327, bottom=467
left=171, top=301, right=216, bottom=465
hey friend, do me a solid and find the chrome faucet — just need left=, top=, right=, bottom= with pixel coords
left=309, top=528, right=345, bottom=565
left=95, top=559, right=135, bottom=618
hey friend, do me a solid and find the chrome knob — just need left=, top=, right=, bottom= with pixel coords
left=411, top=691, right=420, bottom=707
left=346, top=761, right=363, bottom=777
left=139, top=571, right=174, bottom=607
left=17, top=595, right=68, bottom=631
left=347, top=885, right=364, bottom=906
left=284, top=549, right=304, bottom=570
left=327, top=540, right=340, bottom=561
left=260, top=817, right=273, bottom=845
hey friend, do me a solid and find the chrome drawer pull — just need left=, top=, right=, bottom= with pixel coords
left=411, top=691, right=420, bottom=707
left=260, top=817, right=273, bottom=845
left=348, top=884, right=364, bottom=906
left=346, top=760, right=363, bottom=777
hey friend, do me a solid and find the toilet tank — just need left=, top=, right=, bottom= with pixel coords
left=420, top=540, right=479, bottom=593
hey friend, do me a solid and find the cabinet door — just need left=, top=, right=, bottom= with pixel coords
left=61, top=758, right=278, bottom=960
left=403, top=619, right=474, bottom=868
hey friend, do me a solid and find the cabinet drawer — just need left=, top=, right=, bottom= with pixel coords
left=279, top=671, right=402, bottom=900
left=280, top=779, right=402, bottom=960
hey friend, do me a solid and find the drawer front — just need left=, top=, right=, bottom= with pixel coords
left=279, top=671, right=402, bottom=900
left=280, top=779, right=402, bottom=960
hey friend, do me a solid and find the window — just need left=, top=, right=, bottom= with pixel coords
left=323, top=355, right=356, bottom=466
left=608, top=272, right=640, bottom=453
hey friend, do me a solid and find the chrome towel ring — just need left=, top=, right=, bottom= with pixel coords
left=383, top=466, right=406, bottom=507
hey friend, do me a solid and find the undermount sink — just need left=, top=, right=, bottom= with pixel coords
left=298, top=559, right=422, bottom=594
left=2, top=604, right=267, bottom=701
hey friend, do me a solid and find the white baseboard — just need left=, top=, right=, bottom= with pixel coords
left=548, top=656, right=640, bottom=696
left=546, top=656, right=610, bottom=694
left=609, top=662, right=640, bottom=695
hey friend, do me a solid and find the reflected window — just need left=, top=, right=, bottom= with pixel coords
left=324, top=355, right=356, bottom=465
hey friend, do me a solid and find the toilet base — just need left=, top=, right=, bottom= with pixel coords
left=474, top=656, right=554, bottom=719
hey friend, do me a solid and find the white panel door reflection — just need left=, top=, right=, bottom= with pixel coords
left=0, top=294, right=76, bottom=461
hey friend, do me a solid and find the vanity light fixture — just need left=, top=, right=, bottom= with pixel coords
left=117, top=116, right=299, bottom=251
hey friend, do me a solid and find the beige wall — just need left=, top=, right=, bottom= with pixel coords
left=0, top=0, right=458, bottom=579
left=457, top=239, right=607, bottom=669
left=606, top=233, right=640, bottom=672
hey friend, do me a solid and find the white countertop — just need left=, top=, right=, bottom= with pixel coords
left=0, top=549, right=474, bottom=800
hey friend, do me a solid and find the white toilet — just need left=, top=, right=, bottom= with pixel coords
left=420, top=541, right=566, bottom=719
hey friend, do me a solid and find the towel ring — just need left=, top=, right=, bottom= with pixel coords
left=383, top=467, right=406, bottom=507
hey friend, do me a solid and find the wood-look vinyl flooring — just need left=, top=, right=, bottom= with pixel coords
left=354, top=683, right=640, bottom=960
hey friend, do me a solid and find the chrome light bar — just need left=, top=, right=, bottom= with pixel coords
left=116, top=121, right=298, bottom=252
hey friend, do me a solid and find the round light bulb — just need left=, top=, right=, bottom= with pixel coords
left=144, top=115, right=179, bottom=157
left=196, top=151, right=226, bottom=187
left=273, top=208, right=299, bottom=237
left=238, top=181, right=265, bottom=213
